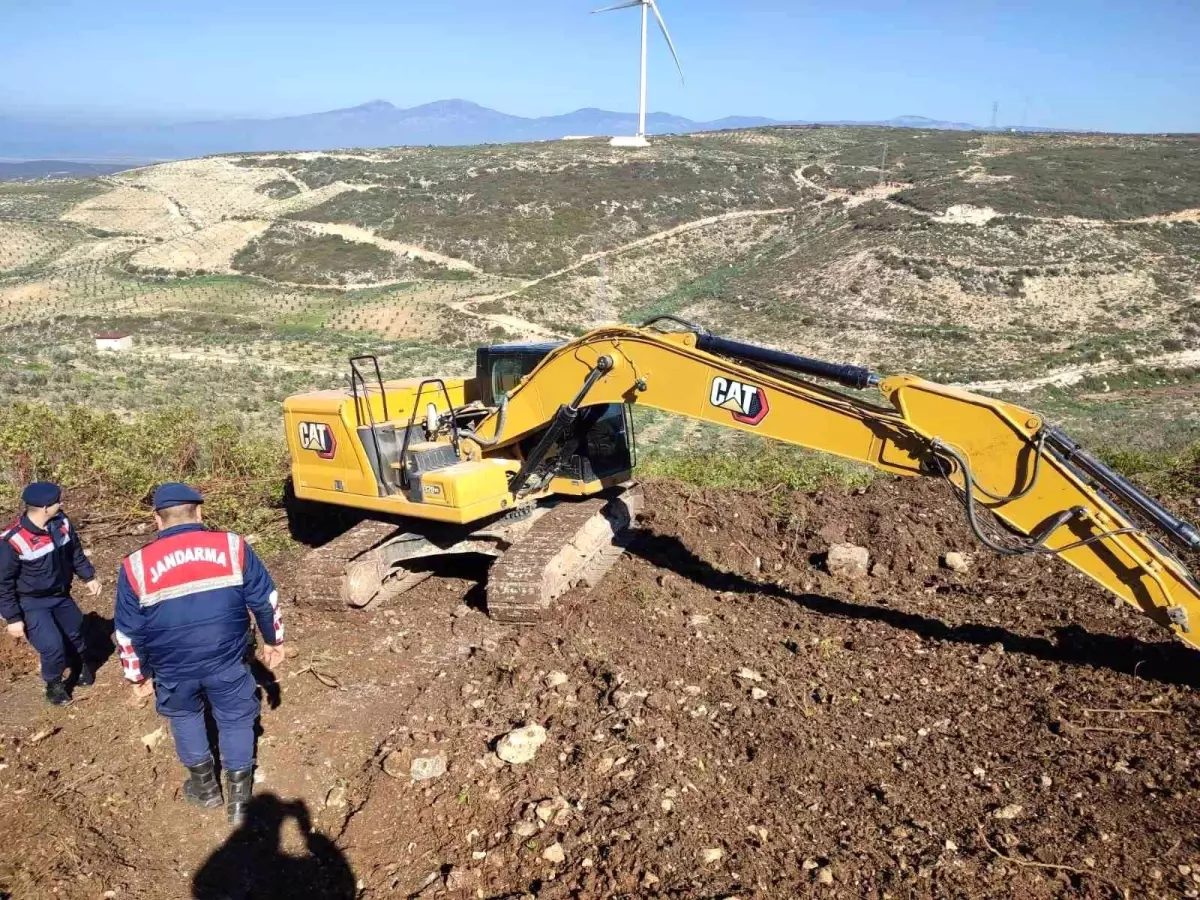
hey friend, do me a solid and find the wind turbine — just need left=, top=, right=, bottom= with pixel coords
left=592, top=0, right=684, bottom=147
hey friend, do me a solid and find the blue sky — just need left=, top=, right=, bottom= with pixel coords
left=2, top=0, right=1197, bottom=131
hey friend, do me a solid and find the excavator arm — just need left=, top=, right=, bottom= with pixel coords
left=465, top=320, right=1200, bottom=652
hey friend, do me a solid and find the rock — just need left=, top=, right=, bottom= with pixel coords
left=513, top=821, right=538, bottom=838
left=801, top=858, right=819, bottom=871
left=545, top=671, right=569, bottom=688
left=735, top=667, right=763, bottom=682
left=944, top=839, right=958, bottom=852
left=816, top=866, right=834, bottom=886
left=750, top=687, right=769, bottom=701
left=141, top=726, right=166, bottom=752
left=869, top=561, right=890, bottom=579
left=942, top=551, right=970, bottom=573
left=688, top=613, right=711, bottom=627
left=992, top=803, right=1024, bottom=820
left=1040, top=775, right=1052, bottom=788
left=324, top=784, right=348, bottom=809
left=496, top=724, right=547, bottom=765
left=642, top=872, right=660, bottom=887
left=410, top=753, right=448, bottom=782
left=701, top=847, right=724, bottom=864
left=541, top=842, right=565, bottom=864
left=381, top=750, right=407, bottom=779
left=826, top=544, right=870, bottom=579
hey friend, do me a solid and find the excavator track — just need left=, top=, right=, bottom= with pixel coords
left=299, top=518, right=403, bottom=608
left=486, top=484, right=643, bottom=624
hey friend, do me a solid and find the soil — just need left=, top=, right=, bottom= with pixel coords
left=1, top=478, right=1199, bottom=900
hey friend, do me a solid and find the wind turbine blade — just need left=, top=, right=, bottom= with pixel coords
left=648, top=0, right=685, bottom=84
left=591, top=0, right=641, bottom=12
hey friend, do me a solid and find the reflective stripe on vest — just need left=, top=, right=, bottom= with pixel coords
left=125, top=530, right=244, bottom=609
left=3, top=517, right=71, bottom=562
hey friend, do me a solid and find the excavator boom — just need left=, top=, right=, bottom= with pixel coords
left=462, top=321, right=1200, bottom=650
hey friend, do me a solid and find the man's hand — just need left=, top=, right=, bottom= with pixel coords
left=262, top=643, right=286, bottom=671
left=84, top=579, right=103, bottom=597
left=131, top=679, right=154, bottom=699
left=6, top=621, right=25, bottom=642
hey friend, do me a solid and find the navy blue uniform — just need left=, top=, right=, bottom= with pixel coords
left=114, top=523, right=282, bottom=771
left=0, top=513, right=95, bottom=681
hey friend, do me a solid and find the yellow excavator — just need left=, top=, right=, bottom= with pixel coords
left=283, top=317, right=1200, bottom=650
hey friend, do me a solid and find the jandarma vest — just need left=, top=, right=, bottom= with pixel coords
left=123, top=530, right=245, bottom=607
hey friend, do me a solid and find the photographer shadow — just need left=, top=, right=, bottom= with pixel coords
left=192, top=794, right=357, bottom=900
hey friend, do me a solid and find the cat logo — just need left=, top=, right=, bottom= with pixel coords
left=709, top=376, right=769, bottom=426
left=298, top=421, right=337, bottom=459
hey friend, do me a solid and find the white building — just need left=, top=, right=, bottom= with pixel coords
left=94, top=332, right=133, bottom=351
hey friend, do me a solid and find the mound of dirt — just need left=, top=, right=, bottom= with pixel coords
left=1, top=478, right=1198, bottom=900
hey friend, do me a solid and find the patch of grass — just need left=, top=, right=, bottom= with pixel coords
left=1100, top=443, right=1200, bottom=499
left=0, top=403, right=291, bottom=553
left=640, top=440, right=874, bottom=493
left=255, top=179, right=302, bottom=200
left=233, top=223, right=462, bottom=286
left=896, top=138, right=1200, bottom=219
left=0, top=179, right=109, bottom=221
left=623, top=264, right=745, bottom=323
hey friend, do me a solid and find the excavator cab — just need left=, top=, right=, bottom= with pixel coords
left=476, top=341, right=635, bottom=489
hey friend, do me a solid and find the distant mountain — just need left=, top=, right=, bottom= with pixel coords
left=0, top=100, right=1067, bottom=161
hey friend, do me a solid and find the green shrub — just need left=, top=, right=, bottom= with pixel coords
left=0, top=403, right=291, bottom=553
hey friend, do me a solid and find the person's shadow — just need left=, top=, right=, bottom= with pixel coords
left=192, top=794, right=357, bottom=900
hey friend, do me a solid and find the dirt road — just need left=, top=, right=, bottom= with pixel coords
left=1, top=479, right=1198, bottom=899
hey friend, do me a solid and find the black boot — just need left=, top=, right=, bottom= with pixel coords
left=225, top=767, right=254, bottom=825
left=76, top=661, right=95, bottom=687
left=183, top=759, right=223, bottom=809
left=45, top=677, right=70, bottom=707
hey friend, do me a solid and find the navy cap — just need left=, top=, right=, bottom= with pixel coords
left=21, top=481, right=62, bottom=507
left=152, top=482, right=204, bottom=511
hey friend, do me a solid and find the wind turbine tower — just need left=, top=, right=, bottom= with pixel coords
left=592, top=0, right=685, bottom=148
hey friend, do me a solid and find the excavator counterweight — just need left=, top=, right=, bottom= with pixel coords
left=284, top=320, right=1200, bottom=651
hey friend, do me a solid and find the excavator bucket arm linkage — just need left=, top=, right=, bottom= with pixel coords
left=464, top=322, right=1200, bottom=652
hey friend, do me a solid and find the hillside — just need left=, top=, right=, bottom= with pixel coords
left=0, top=126, right=1198, bottom=449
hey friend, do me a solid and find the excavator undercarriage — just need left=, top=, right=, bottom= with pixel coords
left=285, top=318, right=1200, bottom=652
left=299, top=485, right=641, bottom=622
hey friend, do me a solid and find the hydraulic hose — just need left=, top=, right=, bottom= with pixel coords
left=460, top=396, right=509, bottom=448
left=930, top=439, right=1141, bottom=557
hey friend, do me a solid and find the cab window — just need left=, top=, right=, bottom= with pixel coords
left=491, top=356, right=534, bottom=404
